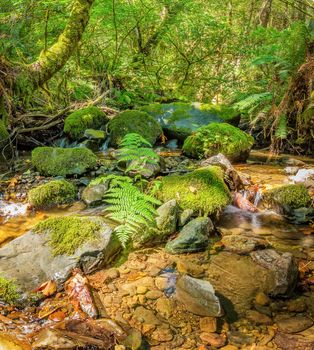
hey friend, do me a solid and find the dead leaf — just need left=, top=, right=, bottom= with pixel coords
left=48, top=311, right=66, bottom=322
left=35, top=280, right=57, bottom=297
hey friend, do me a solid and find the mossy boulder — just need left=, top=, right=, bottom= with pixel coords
left=28, top=180, right=77, bottom=209
left=0, top=277, right=19, bottom=305
left=108, top=110, right=162, bottom=147
left=0, top=216, right=120, bottom=293
left=157, top=167, right=231, bottom=216
left=63, top=107, right=108, bottom=140
left=183, top=123, right=254, bottom=162
left=139, top=102, right=240, bottom=141
left=32, top=147, right=98, bottom=176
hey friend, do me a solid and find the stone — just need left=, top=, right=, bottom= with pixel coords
left=84, top=129, right=105, bottom=140
left=179, top=209, right=194, bottom=227
left=133, top=306, right=161, bottom=325
left=221, top=235, right=267, bottom=254
left=255, top=292, right=270, bottom=306
left=221, top=346, right=238, bottom=350
left=155, top=200, right=179, bottom=238
left=199, top=317, right=217, bottom=333
left=146, top=290, right=163, bottom=300
left=81, top=176, right=110, bottom=205
left=140, top=102, right=240, bottom=141
left=207, top=251, right=298, bottom=318
left=277, top=316, right=313, bottom=333
left=274, top=328, right=314, bottom=350
left=246, top=310, right=272, bottom=325
left=165, top=217, right=212, bottom=254
left=176, top=260, right=205, bottom=277
left=155, top=277, right=168, bottom=291
left=286, top=298, right=307, bottom=312
left=156, top=297, right=174, bottom=319
left=290, top=168, right=314, bottom=183
left=250, top=249, right=298, bottom=295
left=200, top=332, right=226, bottom=348
left=175, top=275, right=223, bottom=317
left=0, top=216, right=120, bottom=294
left=120, top=277, right=155, bottom=296
left=151, top=328, right=173, bottom=342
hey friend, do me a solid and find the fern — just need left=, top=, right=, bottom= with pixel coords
left=117, top=133, right=159, bottom=175
left=103, top=182, right=161, bottom=247
left=233, top=92, right=273, bottom=113
left=275, top=115, right=288, bottom=139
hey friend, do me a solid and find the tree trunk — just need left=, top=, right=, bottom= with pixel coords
left=258, top=0, right=272, bottom=27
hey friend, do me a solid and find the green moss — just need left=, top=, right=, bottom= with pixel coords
left=157, top=166, right=231, bottom=215
left=139, top=103, right=164, bottom=117
left=0, top=120, right=10, bottom=155
left=64, top=107, right=108, bottom=140
left=34, top=216, right=103, bottom=256
left=32, top=147, right=98, bottom=176
left=199, top=104, right=239, bottom=121
left=183, top=123, right=254, bottom=162
left=266, top=184, right=311, bottom=209
left=28, top=180, right=77, bottom=208
left=0, top=277, right=19, bottom=305
left=108, top=110, right=162, bottom=147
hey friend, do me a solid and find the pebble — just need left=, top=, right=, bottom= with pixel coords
left=246, top=310, right=273, bottom=325
left=151, top=328, right=173, bottom=342
left=276, top=316, right=313, bottom=333
left=146, top=290, right=163, bottom=300
left=255, top=292, right=270, bottom=306
left=156, top=297, right=174, bottom=319
left=199, top=317, right=217, bottom=333
left=199, top=332, right=226, bottom=348
left=155, top=277, right=168, bottom=290
left=176, top=260, right=205, bottom=277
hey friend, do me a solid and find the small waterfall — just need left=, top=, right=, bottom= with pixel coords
left=0, top=201, right=29, bottom=222
left=253, top=190, right=263, bottom=207
left=100, top=136, right=111, bottom=152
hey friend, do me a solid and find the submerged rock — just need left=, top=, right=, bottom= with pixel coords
left=0, top=216, right=120, bottom=293
left=139, top=102, right=240, bottom=141
left=63, top=107, right=108, bottom=140
left=175, top=275, right=223, bottom=317
left=277, top=316, right=313, bottom=334
left=32, top=147, right=98, bottom=176
left=165, top=217, right=212, bottom=254
left=28, top=179, right=77, bottom=209
left=158, top=166, right=231, bottom=215
left=183, top=123, right=254, bottom=162
left=108, top=110, right=162, bottom=147
left=221, top=235, right=267, bottom=254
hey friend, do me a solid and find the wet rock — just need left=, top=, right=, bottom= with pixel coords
left=250, top=249, right=298, bottom=295
left=146, top=290, right=163, bottom=300
left=290, top=168, right=314, bottom=183
left=175, top=275, right=223, bottom=317
left=199, top=317, right=217, bottom=333
left=277, top=316, right=313, bottom=333
left=151, top=328, right=173, bottom=342
left=155, top=200, right=179, bottom=238
left=165, top=217, right=212, bottom=254
left=286, top=298, right=307, bottom=312
left=254, top=292, right=270, bottom=306
left=245, top=310, right=272, bottom=325
left=178, top=209, right=194, bottom=227
left=0, top=216, right=120, bottom=293
left=81, top=177, right=109, bottom=205
left=133, top=306, right=161, bottom=325
left=274, top=328, right=314, bottom=350
left=227, top=330, right=255, bottom=345
left=156, top=297, right=175, bottom=319
left=221, top=235, right=267, bottom=254
left=200, top=332, right=226, bottom=348
left=120, top=277, right=155, bottom=296
left=176, top=259, right=205, bottom=277
left=84, top=129, right=105, bottom=140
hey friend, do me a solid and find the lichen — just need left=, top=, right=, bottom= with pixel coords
left=266, top=184, right=312, bottom=209
left=157, top=166, right=231, bottom=215
left=108, top=110, right=162, bottom=147
left=183, top=123, right=254, bottom=162
left=34, top=216, right=103, bottom=256
left=28, top=180, right=77, bottom=208
left=63, top=106, right=108, bottom=140
left=31, top=147, right=98, bottom=176
left=0, top=277, right=19, bottom=305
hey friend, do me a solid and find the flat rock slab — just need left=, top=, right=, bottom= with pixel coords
left=0, top=217, right=120, bottom=294
left=277, top=316, right=313, bottom=334
left=175, top=275, right=223, bottom=317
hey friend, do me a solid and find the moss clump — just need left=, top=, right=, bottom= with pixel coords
left=32, top=147, right=98, bottom=176
left=0, top=120, right=10, bottom=157
left=64, top=107, right=108, bottom=140
left=266, top=184, right=312, bottom=209
left=157, top=166, right=231, bottom=215
left=183, top=123, right=254, bottom=162
left=28, top=180, right=77, bottom=208
left=0, top=277, right=19, bottom=305
left=108, top=110, right=162, bottom=147
left=34, top=216, right=103, bottom=256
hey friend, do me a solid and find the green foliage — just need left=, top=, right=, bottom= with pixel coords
left=108, top=110, right=162, bottom=147
left=117, top=133, right=159, bottom=175
left=157, top=166, right=231, bottom=215
left=34, top=216, right=103, bottom=256
left=183, top=123, right=254, bottom=161
left=90, top=173, right=133, bottom=187
left=104, top=181, right=161, bottom=247
left=0, top=277, right=19, bottom=305
left=63, top=107, right=108, bottom=140
left=31, top=147, right=98, bottom=176
left=266, top=184, right=312, bottom=210
left=28, top=179, right=77, bottom=208
left=275, top=115, right=288, bottom=139
left=0, top=120, right=10, bottom=156
left=233, top=93, right=273, bottom=114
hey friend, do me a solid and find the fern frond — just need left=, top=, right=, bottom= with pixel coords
left=275, top=115, right=288, bottom=139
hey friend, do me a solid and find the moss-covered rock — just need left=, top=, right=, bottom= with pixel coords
left=32, top=147, right=98, bottom=176
left=183, top=123, right=254, bottom=162
left=63, top=107, right=108, bottom=140
left=108, top=110, right=162, bottom=147
left=157, top=167, right=231, bottom=215
left=0, top=276, right=19, bottom=304
left=34, top=216, right=104, bottom=256
left=265, top=184, right=312, bottom=210
left=28, top=180, right=77, bottom=208
left=139, top=102, right=240, bottom=141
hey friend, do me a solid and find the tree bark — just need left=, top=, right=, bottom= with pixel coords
left=258, top=0, right=273, bottom=27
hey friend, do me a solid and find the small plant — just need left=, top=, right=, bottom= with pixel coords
left=117, top=133, right=159, bottom=175
left=104, top=180, right=161, bottom=247
left=0, top=277, right=19, bottom=305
